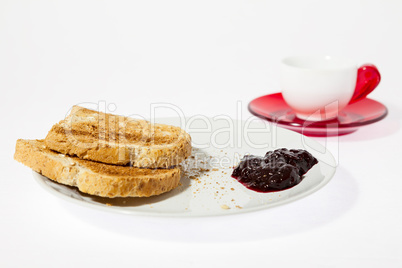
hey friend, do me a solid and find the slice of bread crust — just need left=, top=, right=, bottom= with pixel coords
left=44, top=106, right=192, bottom=168
left=14, top=139, right=181, bottom=198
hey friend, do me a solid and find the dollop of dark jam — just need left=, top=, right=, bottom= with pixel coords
left=232, top=148, right=318, bottom=192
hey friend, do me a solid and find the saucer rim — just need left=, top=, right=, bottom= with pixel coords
left=248, top=93, right=388, bottom=129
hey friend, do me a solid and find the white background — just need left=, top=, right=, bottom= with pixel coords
left=1, top=0, right=402, bottom=267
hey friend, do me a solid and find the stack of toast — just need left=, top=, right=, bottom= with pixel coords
left=14, top=106, right=192, bottom=198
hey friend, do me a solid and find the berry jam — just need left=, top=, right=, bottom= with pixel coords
left=232, top=148, right=318, bottom=192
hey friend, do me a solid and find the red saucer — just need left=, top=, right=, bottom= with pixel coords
left=248, top=93, right=388, bottom=137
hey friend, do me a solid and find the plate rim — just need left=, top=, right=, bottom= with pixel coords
left=248, top=93, right=388, bottom=129
left=31, top=118, right=337, bottom=218
left=33, top=167, right=336, bottom=217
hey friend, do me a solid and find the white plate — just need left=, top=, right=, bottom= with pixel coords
left=33, top=117, right=336, bottom=217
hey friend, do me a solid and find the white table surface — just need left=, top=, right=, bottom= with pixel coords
left=1, top=1, right=402, bottom=267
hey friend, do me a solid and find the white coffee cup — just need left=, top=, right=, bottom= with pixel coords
left=280, top=55, right=380, bottom=121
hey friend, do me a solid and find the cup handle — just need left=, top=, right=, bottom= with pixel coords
left=349, top=64, right=381, bottom=104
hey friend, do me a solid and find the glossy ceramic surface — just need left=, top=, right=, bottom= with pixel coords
left=280, top=56, right=381, bottom=121
left=32, top=118, right=337, bottom=217
left=249, top=93, right=388, bottom=136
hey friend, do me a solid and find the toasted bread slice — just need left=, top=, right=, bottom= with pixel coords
left=44, top=106, right=191, bottom=168
left=14, top=139, right=181, bottom=198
